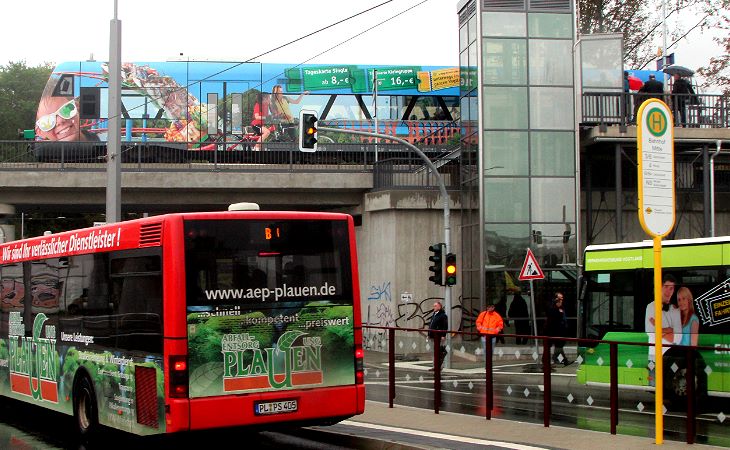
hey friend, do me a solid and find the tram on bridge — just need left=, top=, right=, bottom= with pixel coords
left=30, top=60, right=460, bottom=163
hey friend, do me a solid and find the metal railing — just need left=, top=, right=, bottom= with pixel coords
left=372, top=153, right=461, bottom=191
left=363, top=325, right=730, bottom=445
left=0, top=140, right=443, bottom=170
left=582, top=92, right=730, bottom=128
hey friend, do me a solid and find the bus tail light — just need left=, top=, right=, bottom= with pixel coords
left=169, top=355, right=189, bottom=398
left=355, top=347, right=364, bottom=384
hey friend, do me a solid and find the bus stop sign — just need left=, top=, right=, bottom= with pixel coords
left=637, top=99, right=676, bottom=237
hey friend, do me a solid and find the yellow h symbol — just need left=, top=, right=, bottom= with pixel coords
left=649, top=111, right=665, bottom=134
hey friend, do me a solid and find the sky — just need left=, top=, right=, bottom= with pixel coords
left=0, top=0, right=724, bottom=88
left=0, top=0, right=458, bottom=67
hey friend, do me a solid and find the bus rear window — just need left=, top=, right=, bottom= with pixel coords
left=184, top=219, right=352, bottom=306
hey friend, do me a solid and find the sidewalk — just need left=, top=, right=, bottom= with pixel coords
left=348, top=400, right=726, bottom=450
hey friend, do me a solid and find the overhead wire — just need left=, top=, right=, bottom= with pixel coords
left=109, top=0, right=430, bottom=126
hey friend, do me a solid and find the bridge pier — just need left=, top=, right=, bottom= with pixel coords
left=0, top=204, right=16, bottom=243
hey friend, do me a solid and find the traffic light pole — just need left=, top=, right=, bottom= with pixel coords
left=319, top=126, right=453, bottom=366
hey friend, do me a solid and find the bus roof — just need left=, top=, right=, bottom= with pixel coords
left=585, top=236, right=730, bottom=252
left=0, top=210, right=352, bottom=265
left=584, top=236, right=730, bottom=271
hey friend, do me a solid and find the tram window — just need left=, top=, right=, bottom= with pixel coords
left=583, top=271, right=636, bottom=340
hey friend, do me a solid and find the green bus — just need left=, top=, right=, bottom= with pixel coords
left=577, top=238, right=730, bottom=405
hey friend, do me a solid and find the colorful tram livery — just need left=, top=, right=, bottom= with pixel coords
left=0, top=211, right=365, bottom=436
left=577, top=238, right=730, bottom=403
left=30, top=60, right=460, bottom=161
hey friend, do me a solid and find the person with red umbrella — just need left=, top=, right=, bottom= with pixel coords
left=628, top=74, right=644, bottom=91
left=624, top=72, right=645, bottom=123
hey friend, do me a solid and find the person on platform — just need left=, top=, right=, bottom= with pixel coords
left=428, top=301, right=448, bottom=371
left=633, top=74, right=664, bottom=122
left=671, top=74, right=696, bottom=127
left=545, top=292, right=571, bottom=366
left=476, top=303, right=504, bottom=357
left=508, top=289, right=530, bottom=345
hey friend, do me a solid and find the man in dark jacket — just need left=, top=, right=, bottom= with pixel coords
left=640, top=74, right=664, bottom=99
left=545, top=292, right=570, bottom=366
left=672, top=74, right=696, bottom=127
left=633, top=74, right=664, bottom=121
left=428, top=301, right=448, bottom=370
left=508, top=291, right=530, bottom=345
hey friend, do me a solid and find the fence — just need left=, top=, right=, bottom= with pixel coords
left=372, top=153, right=461, bottom=191
left=362, top=325, right=730, bottom=446
left=320, top=120, right=459, bottom=146
left=581, top=92, right=730, bottom=128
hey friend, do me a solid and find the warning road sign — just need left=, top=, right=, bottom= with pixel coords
left=518, top=249, right=545, bottom=281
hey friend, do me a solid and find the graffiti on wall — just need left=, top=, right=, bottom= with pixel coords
left=362, top=279, right=471, bottom=350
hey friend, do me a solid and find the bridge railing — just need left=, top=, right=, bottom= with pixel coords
left=362, top=325, right=729, bottom=445
left=372, top=153, right=461, bottom=191
left=320, top=120, right=460, bottom=146
left=581, top=92, right=730, bottom=128
left=0, top=139, right=453, bottom=174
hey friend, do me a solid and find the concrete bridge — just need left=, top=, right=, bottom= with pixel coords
left=0, top=141, right=459, bottom=215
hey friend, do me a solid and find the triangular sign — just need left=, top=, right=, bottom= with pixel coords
left=518, top=248, right=545, bottom=281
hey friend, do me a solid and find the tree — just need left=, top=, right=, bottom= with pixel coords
left=578, top=0, right=711, bottom=70
left=696, top=0, right=730, bottom=94
left=0, top=61, right=54, bottom=140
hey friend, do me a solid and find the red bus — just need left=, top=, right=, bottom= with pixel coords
left=0, top=208, right=364, bottom=437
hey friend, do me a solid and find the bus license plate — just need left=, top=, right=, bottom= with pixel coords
left=255, top=400, right=298, bottom=415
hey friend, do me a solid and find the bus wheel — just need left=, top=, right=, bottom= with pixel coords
left=73, top=375, right=98, bottom=439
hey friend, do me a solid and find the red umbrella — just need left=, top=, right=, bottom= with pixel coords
left=628, top=75, right=643, bottom=91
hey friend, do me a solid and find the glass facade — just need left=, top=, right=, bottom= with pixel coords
left=458, top=2, right=481, bottom=319
left=484, top=131, right=529, bottom=176
left=530, top=131, right=574, bottom=176
left=528, top=40, right=573, bottom=85
left=483, top=39, right=527, bottom=85
left=459, top=1, right=577, bottom=315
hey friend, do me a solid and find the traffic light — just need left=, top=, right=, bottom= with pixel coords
left=445, top=253, right=457, bottom=286
left=428, top=243, right=444, bottom=286
left=298, top=109, right=318, bottom=152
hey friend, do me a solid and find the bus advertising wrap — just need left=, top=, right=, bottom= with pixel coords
left=0, top=313, right=165, bottom=434
left=187, top=302, right=354, bottom=398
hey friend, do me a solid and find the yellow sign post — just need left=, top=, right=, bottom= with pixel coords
left=636, top=98, right=675, bottom=445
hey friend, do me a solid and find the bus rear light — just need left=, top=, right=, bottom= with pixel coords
left=169, top=356, right=189, bottom=398
left=355, top=346, right=364, bottom=384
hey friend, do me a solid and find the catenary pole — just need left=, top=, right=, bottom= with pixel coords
left=106, top=0, right=122, bottom=223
